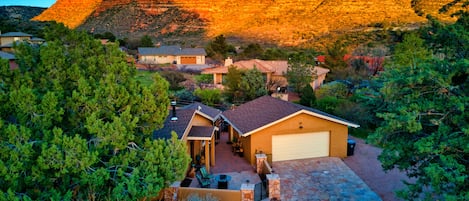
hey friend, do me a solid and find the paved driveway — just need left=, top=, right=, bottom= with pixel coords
left=273, top=157, right=381, bottom=201
left=343, top=137, right=412, bottom=201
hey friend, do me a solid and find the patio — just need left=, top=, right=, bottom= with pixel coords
left=187, top=132, right=261, bottom=190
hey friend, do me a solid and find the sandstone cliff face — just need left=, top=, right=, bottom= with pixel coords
left=34, top=0, right=462, bottom=46
left=33, top=0, right=103, bottom=28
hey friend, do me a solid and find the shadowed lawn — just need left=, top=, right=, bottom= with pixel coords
left=135, top=70, right=158, bottom=87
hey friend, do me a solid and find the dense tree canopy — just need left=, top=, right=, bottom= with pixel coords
left=369, top=18, right=469, bottom=200
left=223, top=66, right=267, bottom=104
left=285, top=52, right=316, bottom=94
left=0, top=24, right=190, bottom=200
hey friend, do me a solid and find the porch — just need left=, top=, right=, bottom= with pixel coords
left=187, top=132, right=260, bottom=190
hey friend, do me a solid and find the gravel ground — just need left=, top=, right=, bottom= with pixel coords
left=343, top=136, right=413, bottom=201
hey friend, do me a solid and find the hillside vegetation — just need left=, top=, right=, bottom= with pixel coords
left=33, top=0, right=465, bottom=46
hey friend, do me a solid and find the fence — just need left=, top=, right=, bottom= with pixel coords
left=254, top=176, right=269, bottom=201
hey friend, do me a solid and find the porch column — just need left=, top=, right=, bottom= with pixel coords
left=210, top=135, right=216, bottom=166
left=205, top=140, right=210, bottom=173
left=229, top=126, right=233, bottom=142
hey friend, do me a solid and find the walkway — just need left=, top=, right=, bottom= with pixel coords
left=274, top=157, right=382, bottom=201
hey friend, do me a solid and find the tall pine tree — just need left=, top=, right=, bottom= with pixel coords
left=0, top=23, right=190, bottom=200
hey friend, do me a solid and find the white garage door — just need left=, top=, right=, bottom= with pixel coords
left=272, top=131, right=330, bottom=162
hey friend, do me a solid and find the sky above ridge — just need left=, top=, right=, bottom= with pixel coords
left=0, top=0, right=55, bottom=8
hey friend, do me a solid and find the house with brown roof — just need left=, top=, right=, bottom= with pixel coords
left=153, top=102, right=222, bottom=173
left=221, top=96, right=359, bottom=165
left=138, top=45, right=206, bottom=65
left=202, top=58, right=330, bottom=91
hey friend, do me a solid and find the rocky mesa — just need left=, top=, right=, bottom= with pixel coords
left=33, top=0, right=464, bottom=46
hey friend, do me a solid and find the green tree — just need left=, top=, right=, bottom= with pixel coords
left=140, top=35, right=154, bottom=47
left=0, top=24, right=190, bottom=200
left=369, top=33, right=469, bottom=200
left=159, top=71, right=187, bottom=91
left=286, top=52, right=315, bottom=94
left=223, top=66, right=243, bottom=103
left=424, top=12, right=469, bottom=60
left=240, top=67, right=267, bottom=100
left=238, top=43, right=264, bottom=59
left=194, top=88, right=222, bottom=106
left=299, top=84, right=316, bottom=107
left=195, top=74, right=213, bottom=85
left=322, top=40, right=349, bottom=81
left=206, top=35, right=236, bottom=61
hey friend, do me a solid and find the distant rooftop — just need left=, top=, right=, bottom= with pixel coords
left=0, top=51, right=15, bottom=60
left=138, top=45, right=206, bottom=56
left=0, top=32, right=32, bottom=37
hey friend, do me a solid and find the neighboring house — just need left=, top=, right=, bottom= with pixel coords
left=221, top=96, right=359, bottom=165
left=0, top=32, right=44, bottom=52
left=0, top=51, right=17, bottom=69
left=316, top=54, right=385, bottom=75
left=138, top=45, right=206, bottom=65
left=202, top=58, right=330, bottom=91
left=153, top=102, right=222, bottom=173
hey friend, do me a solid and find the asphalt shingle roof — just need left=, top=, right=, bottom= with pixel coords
left=222, top=96, right=358, bottom=135
left=138, top=45, right=206, bottom=56
left=0, top=51, right=15, bottom=60
left=0, top=32, right=32, bottom=37
left=153, top=102, right=221, bottom=140
left=153, top=109, right=195, bottom=140
left=181, top=102, right=221, bottom=120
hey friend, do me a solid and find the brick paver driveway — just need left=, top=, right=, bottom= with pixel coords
left=273, top=157, right=381, bottom=201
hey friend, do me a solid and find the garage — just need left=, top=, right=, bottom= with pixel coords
left=272, top=131, right=330, bottom=162
left=181, top=56, right=197, bottom=64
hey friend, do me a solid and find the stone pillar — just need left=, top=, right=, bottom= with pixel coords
left=267, top=174, right=280, bottom=200
left=255, top=154, right=267, bottom=173
left=240, top=183, right=255, bottom=201
left=164, top=181, right=180, bottom=201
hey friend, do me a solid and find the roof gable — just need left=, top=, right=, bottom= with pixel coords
left=222, top=96, right=359, bottom=136
left=153, top=102, right=221, bottom=140
left=181, top=102, right=221, bottom=120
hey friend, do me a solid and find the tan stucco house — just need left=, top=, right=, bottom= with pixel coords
left=201, top=58, right=330, bottom=91
left=0, top=32, right=44, bottom=52
left=153, top=102, right=221, bottom=173
left=138, top=45, right=206, bottom=65
left=221, top=96, right=359, bottom=165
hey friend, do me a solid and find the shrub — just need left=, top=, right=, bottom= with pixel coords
left=315, top=81, right=349, bottom=99
left=195, top=74, right=213, bottom=85
left=159, top=71, right=186, bottom=91
left=194, top=88, right=221, bottom=106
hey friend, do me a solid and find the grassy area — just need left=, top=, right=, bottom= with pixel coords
left=135, top=70, right=158, bottom=87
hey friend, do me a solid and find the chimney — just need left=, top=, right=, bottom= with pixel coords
left=170, top=101, right=178, bottom=121
left=224, top=57, right=233, bottom=66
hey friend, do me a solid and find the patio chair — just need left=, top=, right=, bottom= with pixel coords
left=196, top=173, right=210, bottom=188
left=199, top=166, right=213, bottom=180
